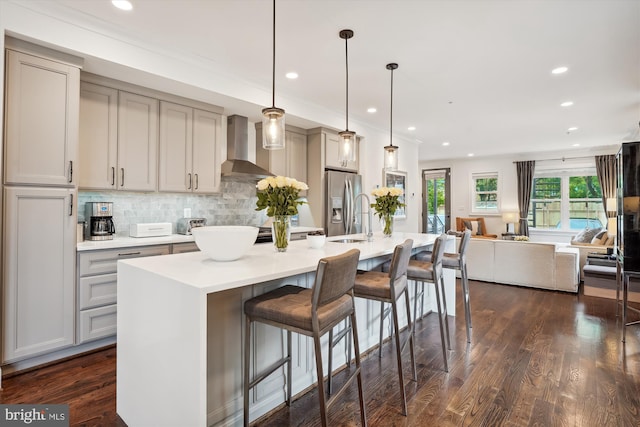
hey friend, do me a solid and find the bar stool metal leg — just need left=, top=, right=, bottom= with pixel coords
left=378, top=301, right=386, bottom=358
left=431, top=277, right=449, bottom=372
left=461, top=263, right=472, bottom=343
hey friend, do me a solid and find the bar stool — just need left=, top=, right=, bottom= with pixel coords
left=352, top=239, right=415, bottom=415
left=415, top=229, right=472, bottom=343
left=407, top=233, right=451, bottom=372
left=243, top=249, right=366, bottom=427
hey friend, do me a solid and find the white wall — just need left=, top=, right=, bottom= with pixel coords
left=0, top=1, right=422, bottom=233
left=420, top=146, right=620, bottom=239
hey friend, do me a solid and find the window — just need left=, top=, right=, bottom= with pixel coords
left=471, top=172, right=499, bottom=213
left=529, top=171, right=604, bottom=231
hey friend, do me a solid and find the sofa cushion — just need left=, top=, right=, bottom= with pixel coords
left=572, top=227, right=602, bottom=244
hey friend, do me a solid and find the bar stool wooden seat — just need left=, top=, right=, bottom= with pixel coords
left=243, top=249, right=367, bottom=427
left=415, top=229, right=472, bottom=343
left=407, top=233, right=451, bottom=372
left=352, top=239, right=415, bottom=415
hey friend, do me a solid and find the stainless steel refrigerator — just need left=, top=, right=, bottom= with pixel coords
left=325, top=170, right=363, bottom=236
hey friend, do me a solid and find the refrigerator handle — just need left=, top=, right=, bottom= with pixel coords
left=344, top=178, right=351, bottom=234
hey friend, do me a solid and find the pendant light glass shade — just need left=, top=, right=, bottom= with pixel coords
left=338, top=29, right=356, bottom=166
left=339, top=130, right=356, bottom=164
left=384, top=144, right=398, bottom=171
left=262, top=0, right=285, bottom=150
left=384, top=63, right=399, bottom=171
left=262, top=107, right=285, bottom=149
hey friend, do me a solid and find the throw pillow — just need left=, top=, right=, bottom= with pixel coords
left=573, top=227, right=602, bottom=244
left=591, top=229, right=608, bottom=245
left=463, top=220, right=484, bottom=235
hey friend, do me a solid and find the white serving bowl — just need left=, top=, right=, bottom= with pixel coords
left=191, top=226, right=258, bottom=261
left=307, top=234, right=326, bottom=249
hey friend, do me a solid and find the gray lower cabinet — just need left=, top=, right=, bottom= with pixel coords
left=76, top=245, right=170, bottom=343
left=2, top=187, right=77, bottom=363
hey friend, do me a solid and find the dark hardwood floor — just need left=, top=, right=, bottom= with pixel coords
left=1, top=280, right=639, bottom=426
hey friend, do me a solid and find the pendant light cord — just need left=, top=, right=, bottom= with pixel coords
left=345, top=34, right=349, bottom=131
left=271, top=0, right=276, bottom=108
left=389, top=66, right=394, bottom=147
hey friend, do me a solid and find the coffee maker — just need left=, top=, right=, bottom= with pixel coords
left=85, top=202, right=116, bottom=241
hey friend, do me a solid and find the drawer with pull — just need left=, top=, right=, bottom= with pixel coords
left=78, top=244, right=171, bottom=276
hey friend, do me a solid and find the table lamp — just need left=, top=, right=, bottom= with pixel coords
left=502, top=211, right=518, bottom=233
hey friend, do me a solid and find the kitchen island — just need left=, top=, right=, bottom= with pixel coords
left=116, top=232, right=454, bottom=426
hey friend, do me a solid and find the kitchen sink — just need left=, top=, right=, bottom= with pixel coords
left=329, top=238, right=368, bottom=244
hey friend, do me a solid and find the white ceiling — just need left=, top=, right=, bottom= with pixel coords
left=20, top=0, right=640, bottom=161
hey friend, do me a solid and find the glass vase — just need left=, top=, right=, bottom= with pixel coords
left=381, top=213, right=394, bottom=237
left=272, top=215, right=291, bottom=252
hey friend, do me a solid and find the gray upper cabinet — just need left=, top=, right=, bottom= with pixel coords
left=117, top=91, right=159, bottom=191
left=79, top=85, right=158, bottom=191
left=4, top=49, right=79, bottom=186
left=79, top=82, right=118, bottom=189
left=159, top=101, right=222, bottom=193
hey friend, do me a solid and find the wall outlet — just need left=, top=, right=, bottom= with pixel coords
left=184, top=208, right=192, bottom=218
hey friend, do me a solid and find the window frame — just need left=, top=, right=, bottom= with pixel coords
left=470, top=171, right=500, bottom=215
left=529, top=168, right=604, bottom=231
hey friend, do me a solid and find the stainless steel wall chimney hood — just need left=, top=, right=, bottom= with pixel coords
left=221, top=115, right=274, bottom=179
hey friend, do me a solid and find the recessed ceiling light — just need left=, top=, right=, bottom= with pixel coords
left=112, top=0, right=133, bottom=11
left=442, top=141, right=450, bottom=146
left=567, top=127, right=578, bottom=132
left=572, top=143, right=581, bottom=147
left=408, top=126, right=416, bottom=131
left=552, top=66, right=568, bottom=74
left=285, top=72, right=298, bottom=79
left=560, top=101, right=574, bottom=107
left=468, top=153, right=474, bottom=157
left=367, top=107, right=377, bottom=113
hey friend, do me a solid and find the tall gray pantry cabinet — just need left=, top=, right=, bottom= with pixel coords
left=2, top=42, right=81, bottom=363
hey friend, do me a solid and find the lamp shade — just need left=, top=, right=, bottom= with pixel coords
left=501, top=211, right=519, bottom=223
left=606, top=197, right=617, bottom=213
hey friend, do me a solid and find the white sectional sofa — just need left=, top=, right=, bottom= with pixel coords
left=462, top=238, right=580, bottom=292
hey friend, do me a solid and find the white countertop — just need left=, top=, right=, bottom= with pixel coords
left=117, top=232, right=439, bottom=294
left=77, top=226, right=323, bottom=252
left=77, top=234, right=196, bottom=251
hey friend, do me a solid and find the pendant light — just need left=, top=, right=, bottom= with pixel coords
left=262, top=0, right=285, bottom=150
left=338, top=29, right=356, bottom=166
left=384, top=63, right=399, bottom=171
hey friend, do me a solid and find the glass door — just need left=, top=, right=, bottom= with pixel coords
left=422, top=168, right=450, bottom=234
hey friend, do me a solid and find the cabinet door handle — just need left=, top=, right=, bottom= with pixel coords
left=69, top=194, right=74, bottom=216
left=188, top=173, right=192, bottom=190
left=68, top=161, right=73, bottom=183
left=121, top=168, right=125, bottom=187
left=118, top=251, right=141, bottom=257
left=111, top=167, right=115, bottom=186
left=195, top=174, right=199, bottom=190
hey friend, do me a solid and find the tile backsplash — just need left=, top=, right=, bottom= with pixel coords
left=78, top=178, right=267, bottom=236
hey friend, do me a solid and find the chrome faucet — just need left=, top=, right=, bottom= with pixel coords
left=354, top=193, right=374, bottom=242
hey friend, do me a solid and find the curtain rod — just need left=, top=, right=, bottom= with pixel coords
left=512, top=155, right=601, bottom=164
